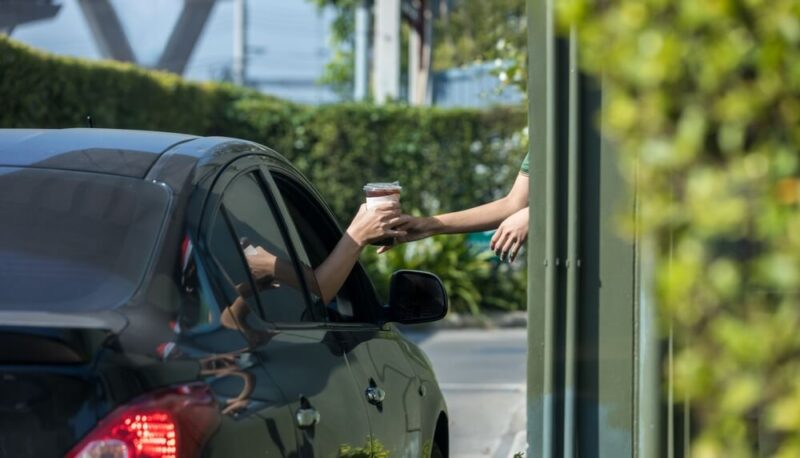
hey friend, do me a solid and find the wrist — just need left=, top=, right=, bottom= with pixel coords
left=422, top=216, right=444, bottom=235
left=251, top=252, right=277, bottom=278
left=345, top=225, right=368, bottom=248
left=264, top=255, right=277, bottom=278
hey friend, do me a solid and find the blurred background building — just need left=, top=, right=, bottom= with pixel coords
left=1, top=0, right=523, bottom=107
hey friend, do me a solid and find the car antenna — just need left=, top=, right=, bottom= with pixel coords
left=86, top=115, right=94, bottom=128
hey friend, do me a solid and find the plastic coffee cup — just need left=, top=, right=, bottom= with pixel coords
left=363, top=182, right=402, bottom=246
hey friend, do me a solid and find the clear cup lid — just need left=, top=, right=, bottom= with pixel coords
left=363, top=181, right=401, bottom=191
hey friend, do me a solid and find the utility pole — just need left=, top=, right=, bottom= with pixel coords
left=407, top=0, right=432, bottom=105
left=354, top=0, right=370, bottom=101
left=373, top=0, right=400, bottom=103
left=233, top=0, right=247, bottom=86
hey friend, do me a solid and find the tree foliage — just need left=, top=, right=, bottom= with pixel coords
left=558, top=0, right=800, bottom=455
left=434, top=0, right=527, bottom=91
left=309, top=0, right=358, bottom=98
left=434, top=0, right=524, bottom=68
left=309, top=0, right=527, bottom=95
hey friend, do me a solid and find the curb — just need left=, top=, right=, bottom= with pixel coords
left=402, top=311, right=528, bottom=331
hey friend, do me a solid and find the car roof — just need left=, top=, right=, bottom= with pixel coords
left=0, top=128, right=198, bottom=177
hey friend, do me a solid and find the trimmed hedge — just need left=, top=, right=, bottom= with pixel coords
left=0, top=37, right=526, bottom=224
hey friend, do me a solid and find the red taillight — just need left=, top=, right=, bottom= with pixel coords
left=66, top=383, right=220, bottom=458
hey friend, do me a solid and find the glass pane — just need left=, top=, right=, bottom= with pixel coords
left=178, top=235, right=224, bottom=333
left=176, top=229, right=259, bottom=351
left=0, top=167, right=168, bottom=311
left=205, top=215, right=275, bottom=347
left=274, top=175, right=375, bottom=323
left=218, top=172, right=310, bottom=323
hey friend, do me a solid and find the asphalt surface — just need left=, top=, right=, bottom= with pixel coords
left=401, top=328, right=527, bottom=458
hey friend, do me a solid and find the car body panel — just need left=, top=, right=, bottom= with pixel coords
left=337, top=328, right=424, bottom=457
left=0, top=128, right=196, bottom=177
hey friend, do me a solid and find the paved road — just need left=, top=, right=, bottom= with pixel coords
left=401, top=328, right=528, bottom=458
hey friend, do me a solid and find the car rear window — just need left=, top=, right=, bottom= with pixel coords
left=0, top=167, right=169, bottom=311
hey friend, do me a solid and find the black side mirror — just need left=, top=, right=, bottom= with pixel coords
left=385, top=270, right=448, bottom=324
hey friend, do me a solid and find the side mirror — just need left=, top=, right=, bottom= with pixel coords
left=385, top=270, right=448, bottom=324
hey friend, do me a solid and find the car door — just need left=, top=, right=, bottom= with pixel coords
left=268, top=168, right=425, bottom=457
left=200, top=155, right=373, bottom=457
left=169, top=160, right=299, bottom=456
left=174, top=237, right=299, bottom=457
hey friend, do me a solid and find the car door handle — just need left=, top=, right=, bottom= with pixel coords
left=296, top=395, right=320, bottom=429
left=296, top=406, right=320, bottom=428
left=365, top=386, right=386, bottom=405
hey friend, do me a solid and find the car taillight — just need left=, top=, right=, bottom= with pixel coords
left=65, top=383, right=220, bottom=458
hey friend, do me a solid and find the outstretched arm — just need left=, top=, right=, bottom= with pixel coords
left=244, top=201, right=407, bottom=304
left=313, top=202, right=406, bottom=303
left=379, top=173, right=529, bottom=252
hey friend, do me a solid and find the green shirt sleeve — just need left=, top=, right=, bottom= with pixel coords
left=519, top=152, right=530, bottom=175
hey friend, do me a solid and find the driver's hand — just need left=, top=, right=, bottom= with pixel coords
left=346, top=202, right=409, bottom=247
left=247, top=246, right=277, bottom=281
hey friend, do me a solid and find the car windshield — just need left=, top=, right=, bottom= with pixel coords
left=0, top=167, right=169, bottom=311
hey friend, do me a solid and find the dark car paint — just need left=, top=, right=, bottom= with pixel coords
left=0, top=128, right=197, bottom=177
left=0, top=129, right=447, bottom=457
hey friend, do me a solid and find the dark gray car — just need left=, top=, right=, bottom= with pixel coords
left=0, top=128, right=449, bottom=458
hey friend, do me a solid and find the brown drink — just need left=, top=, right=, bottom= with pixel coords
left=363, top=182, right=402, bottom=246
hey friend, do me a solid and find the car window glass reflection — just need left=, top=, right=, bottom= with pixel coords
left=216, top=172, right=310, bottom=324
left=0, top=167, right=168, bottom=312
left=177, top=236, right=216, bottom=333
left=175, top=231, right=275, bottom=353
left=273, top=176, right=374, bottom=324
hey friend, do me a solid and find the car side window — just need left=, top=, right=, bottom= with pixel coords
left=272, top=173, right=379, bottom=324
left=176, top=235, right=217, bottom=333
left=174, top=232, right=257, bottom=352
left=208, top=171, right=312, bottom=324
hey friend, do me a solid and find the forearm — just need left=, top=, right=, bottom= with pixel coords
left=313, top=235, right=363, bottom=304
left=426, top=197, right=524, bottom=235
left=294, top=201, right=402, bottom=303
left=244, top=247, right=320, bottom=297
left=273, top=258, right=312, bottom=292
left=422, top=173, right=530, bottom=235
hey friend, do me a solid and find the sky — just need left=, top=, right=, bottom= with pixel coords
left=10, top=0, right=339, bottom=104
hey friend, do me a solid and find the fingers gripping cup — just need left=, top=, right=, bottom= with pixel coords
left=364, top=182, right=402, bottom=246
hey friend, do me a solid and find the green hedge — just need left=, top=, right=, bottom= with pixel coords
left=0, top=37, right=526, bottom=225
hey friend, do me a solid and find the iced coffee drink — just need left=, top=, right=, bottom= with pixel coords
left=364, top=182, right=402, bottom=246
